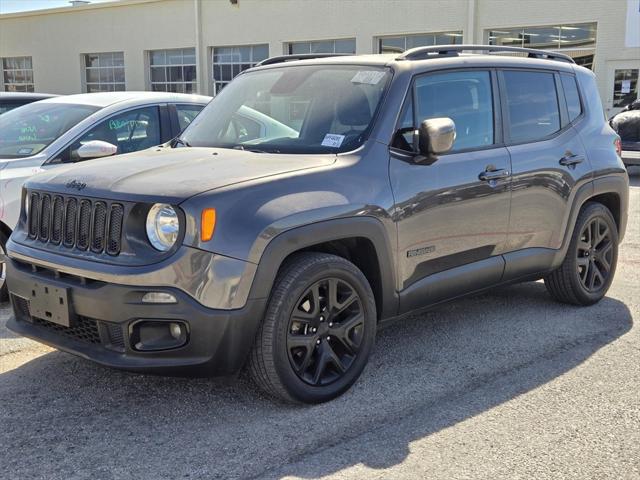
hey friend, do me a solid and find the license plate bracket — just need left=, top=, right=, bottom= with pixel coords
left=29, top=282, right=73, bottom=327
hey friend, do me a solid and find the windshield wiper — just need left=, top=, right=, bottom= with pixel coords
left=232, top=145, right=274, bottom=154
left=171, top=137, right=191, bottom=148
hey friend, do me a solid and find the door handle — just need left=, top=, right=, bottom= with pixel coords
left=559, top=153, right=585, bottom=167
left=479, top=168, right=510, bottom=182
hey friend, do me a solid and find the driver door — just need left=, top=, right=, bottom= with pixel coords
left=390, top=69, right=512, bottom=312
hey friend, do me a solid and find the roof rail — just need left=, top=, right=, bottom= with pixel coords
left=256, top=53, right=352, bottom=66
left=396, top=44, right=575, bottom=64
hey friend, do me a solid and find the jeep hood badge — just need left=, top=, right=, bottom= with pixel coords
left=65, top=180, right=87, bottom=191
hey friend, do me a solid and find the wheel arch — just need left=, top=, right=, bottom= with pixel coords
left=553, top=173, right=629, bottom=269
left=247, top=217, right=399, bottom=321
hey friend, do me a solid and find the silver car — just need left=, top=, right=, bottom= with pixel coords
left=0, top=91, right=210, bottom=300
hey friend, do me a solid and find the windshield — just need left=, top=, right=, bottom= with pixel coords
left=0, top=102, right=99, bottom=158
left=180, top=65, right=391, bottom=154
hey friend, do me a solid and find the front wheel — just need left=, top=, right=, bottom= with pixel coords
left=249, top=252, right=377, bottom=404
left=544, top=202, right=619, bottom=306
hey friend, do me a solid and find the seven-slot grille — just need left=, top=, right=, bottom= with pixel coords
left=28, top=191, right=124, bottom=255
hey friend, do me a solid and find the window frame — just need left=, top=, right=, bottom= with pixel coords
left=285, top=38, right=356, bottom=55
left=147, top=48, right=197, bottom=94
left=210, top=43, right=269, bottom=96
left=377, top=31, right=464, bottom=54
left=47, top=104, right=163, bottom=164
left=1, top=56, right=35, bottom=92
left=390, top=67, right=504, bottom=157
left=81, top=51, right=126, bottom=93
left=497, top=67, right=572, bottom=147
left=168, top=102, right=206, bottom=137
left=559, top=72, right=585, bottom=126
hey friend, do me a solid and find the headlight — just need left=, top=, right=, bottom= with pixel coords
left=146, top=204, right=180, bottom=251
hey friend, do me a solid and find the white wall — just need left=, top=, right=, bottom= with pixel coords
left=0, top=0, right=638, bottom=110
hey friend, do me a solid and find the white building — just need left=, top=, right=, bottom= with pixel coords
left=0, top=0, right=638, bottom=116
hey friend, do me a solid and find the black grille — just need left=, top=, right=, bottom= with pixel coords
left=39, top=195, right=51, bottom=240
left=64, top=198, right=77, bottom=247
left=32, top=316, right=101, bottom=344
left=105, top=322, right=126, bottom=351
left=27, top=192, right=124, bottom=256
left=77, top=200, right=91, bottom=250
left=51, top=196, right=64, bottom=244
left=106, top=205, right=124, bottom=255
left=12, top=294, right=124, bottom=350
left=11, top=295, right=30, bottom=321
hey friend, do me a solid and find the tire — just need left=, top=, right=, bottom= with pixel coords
left=544, top=202, right=619, bottom=306
left=248, top=252, right=377, bottom=404
left=0, top=230, right=8, bottom=303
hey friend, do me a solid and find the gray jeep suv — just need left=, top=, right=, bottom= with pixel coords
left=5, top=46, right=629, bottom=403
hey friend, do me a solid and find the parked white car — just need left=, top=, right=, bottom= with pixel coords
left=0, top=91, right=210, bottom=299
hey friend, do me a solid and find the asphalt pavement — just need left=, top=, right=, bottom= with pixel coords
left=1, top=169, right=639, bottom=480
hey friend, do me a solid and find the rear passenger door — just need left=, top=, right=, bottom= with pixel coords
left=390, top=69, right=512, bottom=310
left=500, top=69, right=590, bottom=268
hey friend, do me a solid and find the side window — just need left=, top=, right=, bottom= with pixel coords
left=61, top=106, right=161, bottom=162
left=414, top=70, right=494, bottom=151
left=503, top=71, right=560, bottom=143
left=175, top=104, right=204, bottom=132
left=560, top=73, right=582, bottom=122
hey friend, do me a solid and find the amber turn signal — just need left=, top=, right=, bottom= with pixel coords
left=201, top=208, right=216, bottom=241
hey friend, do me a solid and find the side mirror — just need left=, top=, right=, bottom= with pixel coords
left=416, top=117, right=456, bottom=164
left=76, top=140, right=117, bottom=160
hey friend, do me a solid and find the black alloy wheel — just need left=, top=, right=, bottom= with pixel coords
left=577, top=217, right=614, bottom=293
left=287, top=278, right=365, bottom=386
left=249, top=252, right=376, bottom=404
left=545, top=202, right=619, bottom=306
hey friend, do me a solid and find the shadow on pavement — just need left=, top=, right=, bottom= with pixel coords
left=0, top=282, right=633, bottom=479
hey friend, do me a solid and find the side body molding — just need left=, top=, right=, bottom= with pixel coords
left=246, top=216, right=399, bottom=320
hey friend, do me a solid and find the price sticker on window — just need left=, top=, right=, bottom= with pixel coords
left=321, top=134, right=345, bottom=147
left=351, top=70, right=386, bottom=85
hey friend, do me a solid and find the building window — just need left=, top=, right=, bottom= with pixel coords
left=286, top=38, right=356, bottom=55
left=613, top=69, right=639, bottom=108
left=149, top=48, right=197, bottom=93
left=487, top=23, right=597, bottom=69
left=211, top=44, right=268, bottom=95
left=2, top=56, right=34, bottom=92
left=378, top=32, right=463, bottom=54
left=83, top=52, right=125, bottom=92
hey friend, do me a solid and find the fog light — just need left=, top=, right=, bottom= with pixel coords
left=141, top=292, right=177, bottom=304
left=131, top=320, right=188, bottom=351
left=169, top=322, right=183, bottom=340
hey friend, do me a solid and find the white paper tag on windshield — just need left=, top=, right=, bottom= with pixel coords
left=351, top=70, right=385, bottom=85
left=321, top=133, right=345, bottom=147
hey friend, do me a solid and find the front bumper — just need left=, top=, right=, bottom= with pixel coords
left=6, top=258, right=266, bottom=376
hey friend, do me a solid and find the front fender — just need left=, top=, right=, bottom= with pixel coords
left=245, top=216, right=399, bottom=320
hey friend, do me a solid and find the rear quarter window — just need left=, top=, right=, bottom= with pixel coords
left=503, top=70, right=561, bottom=144
left=560, top=73, right=582, bottom=122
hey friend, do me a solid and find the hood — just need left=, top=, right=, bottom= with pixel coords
left=25, top=147, right=336, bottom=202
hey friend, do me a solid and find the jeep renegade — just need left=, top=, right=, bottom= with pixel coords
left=5, top=46, right=629, bottom=403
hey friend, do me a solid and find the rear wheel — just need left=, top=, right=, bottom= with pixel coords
left=544, top=202, right=618, bottom=306
left=249, top=252, right=376, bottom=404
left=0, top=231, right=8, bottom=303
